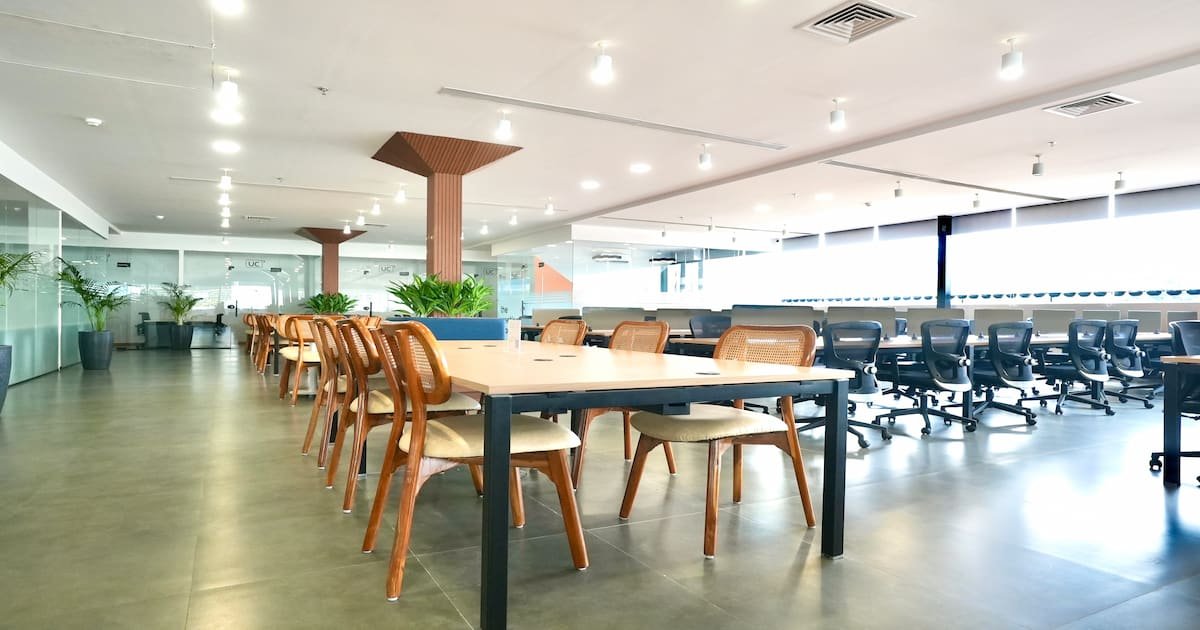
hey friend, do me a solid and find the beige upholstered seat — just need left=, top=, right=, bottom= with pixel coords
left=278, top=345, right=320, bottom=363
left=349, top=389, right=480, bottom=414
left=325, top=374, right=386, bottom=395
left=398, top=414, right=579, bottom=460
left=631, top=404, right=788, bottom=443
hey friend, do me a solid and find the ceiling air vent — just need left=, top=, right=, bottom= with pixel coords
left=242, top=215, right=275, bottom=223
left=1044, top=93, right=1139, bottom=118
left=591, top=252, right=629, bottom=263
left=648, top=256, right=678, bottom=266
left=796, top=1, right=913, bottom=43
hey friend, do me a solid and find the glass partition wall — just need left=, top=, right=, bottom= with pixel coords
left=0, top=176, right=59, bottom=383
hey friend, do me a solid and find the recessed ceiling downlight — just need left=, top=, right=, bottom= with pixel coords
left=211, top=139, right=241, bottom=154
left=629, top=162, right=652, bottom=174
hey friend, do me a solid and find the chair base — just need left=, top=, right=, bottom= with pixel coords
left=1149, top=450, right=1200, bottom=484
left=877, top=394, right=976, bottom=435
left=1020, top=381, right=1114, bottom=416
left=943, top=388, right=1037, bottom=425
left=796, top=410, right=892, bottom=449
left=1105, top=379, right=1156, bottom=409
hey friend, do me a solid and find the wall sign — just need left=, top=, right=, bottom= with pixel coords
left=245, top=259, right=266, bottom=268
left=116, top=262, right=131, bottom=268
left=378, top=264, right=397, bottom=273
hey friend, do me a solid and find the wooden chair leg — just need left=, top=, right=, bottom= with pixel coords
left=781, top=402, right=816, bottom=527
left=622, top=411, right=633, bottom=460
left=291, top=362, right=306, bottom=405
left=316, top=394, right=341, bottom=469
left=663, top=442, right=678, bottom=475
left=546, top=450, right=589, bottom=570
left=363, top=446, right=400, bottom=553
left=341, top=409, right=370, bottom=513
left=619, top=435, right=661, bottom=519
left=732, top=444, right=743, bottom=504
left=386, top=457, right=429, bottom=601
left=278, top=359, right=293, bottom=399
left=469, top=464, right=484, bottom=496
left=301, top=385, right=326, bottom=455
left=510, top=468, right=526, bottom=528
left=325, top=409, right=350, bottom=488
left=570, top=409, right=600, bottom=486
left=704, top=440, right=725, bottom=558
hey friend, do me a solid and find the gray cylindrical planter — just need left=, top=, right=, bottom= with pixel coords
left=0, top=345, right=11, bottom=415
left=170, top=324, right=195, bottom=350
left=79, top=330, right=114, bottom=370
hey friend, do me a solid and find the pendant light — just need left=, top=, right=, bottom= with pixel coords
left=370, top=199, right=381, bottom=216
left=544, top=198, right=555, bottom=215
left=999, top=38, right=1024, bottom=80
left=217, top=169, right=232, bottom=191
left=342, top=222, right=351, bottom=235
left=698, top=144, right=713, bottom=171
left=216, top=79, right=240, bottom=109
left=494, top=112, right=513, bottom=142
left=1114, top=171, right=1126, bottom=191
left=829, top=98, right=846, bottom=131
left=973, top=193, right=981, bottom=209
left=220, top=217, right=230, bottom=229
left=480, top=222, right=490, bottom=235
left=218, top=192, right=231, bottom=206
left=220, top=206, right=231, bottom=218
left=590, top=42, right=614, bottom=85
left=1031, top=154, right=1044, bottom=176
left=893, top=180, right=904, bottom=198
left=509, top=212, right=518, bottom=226
left=393, top=184, right=407, bottom=204
left=355, top=211, right=366, bottom=227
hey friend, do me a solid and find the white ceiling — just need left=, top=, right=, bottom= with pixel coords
left=0, top=0, right=1199, bottom=249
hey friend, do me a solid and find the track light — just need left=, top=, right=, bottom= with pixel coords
left=216, top=79, right=240, bottom=109
left=370, top=199, right=381, bottom=216
left=698, top=144, right=713, bottom=171
left=661, top=225, right=667, bottom=238
left=218, top=170, right=232, bottom=191
left=480, top=223, right=490, bottom=235
left=1031, top=154, right=1044, bottom=176
left=509, top=212, right=518, bottom=226
left=217, top=192, right=231, bottom=206
left=973, top=193, right=981, bottom=209
left=393, top=185, right=407, bottom=204
left=894, top=180, right=903, bottom=198
left=342, top=222, right=351, bottom=235
left=355, top=212, right=366, bottom=227
left=220, top=217, right=230, bottom=229
left=590, top=43, right=614, bottom=85
left=707, top=217, right=715, bottom=232
left=999, top=38, right=1024, bottom=80
left=1114, top=171, right=1126, bottom=191
left=210, top=108, right=243, bottom=125
left=494, top=112, right=513, bottom=142
left=544, top=198, right=555, bottom=215
left=829, top=99, right=847, bottom=131
left=220, top=206, right=231, bottom=218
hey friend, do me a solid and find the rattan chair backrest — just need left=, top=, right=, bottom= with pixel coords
left=713, top=325, right=817, bottom=367
left=609, top=320, right=670, bottom=353
left=541, top=319, right=587, bottom=345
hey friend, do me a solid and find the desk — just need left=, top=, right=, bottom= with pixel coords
left=438, top=340, right=852, bottom=629
left=521, top=325, right=692, bottom=341
left=1159, top=356, right=1200, bottom=486
left=670, top=331, right=1174, bottom=352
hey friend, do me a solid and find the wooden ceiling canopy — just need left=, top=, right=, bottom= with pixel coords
left=371, top=131, right=522, bottom=176
left=295, top=227, right=366, bottom=244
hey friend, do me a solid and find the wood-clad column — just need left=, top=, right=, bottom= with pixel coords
left=296, top=227, right=365, bottom=294
left=372, top=131, right=521, bottom=280
left=427, top=172, right=464, bottom=279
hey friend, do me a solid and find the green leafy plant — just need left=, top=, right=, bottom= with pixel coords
left=302, top=292, right=358, bottom=315
left=158, top=282, right=203, bottom=325
left=388, top=274, right=493, bottom=317
left=55, top=258, right=131, bottom=332
left=0, top=251, right=40, bottom=305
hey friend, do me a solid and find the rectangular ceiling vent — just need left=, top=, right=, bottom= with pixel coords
left=364, top=222, right=388, bottom=228
left=1044, top=93, right=1139, bottom=118
left=243, top=215, right=275, bottom=222
left=591, top=251, right=629, bottom=263
left=796, top=1, right=913, bottom=43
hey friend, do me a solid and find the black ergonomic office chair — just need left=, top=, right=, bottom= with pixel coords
left=797, top=321, right=892, bottom=448
left=1022, top=320, right=1114, bottom=416
left=689, top=314, right=731, bottom=338
left=877, top=319, right=976, bottom=435
left=946, top=322, right=1037, bottom=424
left=1149, top=321, right=1200, bottom=476
left=1104, top=319, right=1155, bottom=409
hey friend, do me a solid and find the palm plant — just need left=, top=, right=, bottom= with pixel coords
left=55, top=259, right=131, bottom=332
left=387, top=275, right=493, bottom=317
left=159, top=282, right=203, bottom=325
left=302, top=292, right=358, bottom=315
left=0, top=251, right=40, bottom=305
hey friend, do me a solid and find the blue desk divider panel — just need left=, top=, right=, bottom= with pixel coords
left=386, top=317, right=507, bottom=341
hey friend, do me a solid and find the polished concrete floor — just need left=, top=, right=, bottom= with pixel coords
left=2, top=348, right=1200, bottom=629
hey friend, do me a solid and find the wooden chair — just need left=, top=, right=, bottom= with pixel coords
left=619, top=325, right=817, bottom=558
left=573, top=320, right=676, bottom=485
left=300, top=317, right=346, bottom=468
left=278, top=315, right=320, bottom=405
left=252, top=314, right=277, bottom=373
left=242, top=312, right=257, bottom=355
left=361, top=321, right=588, bottom=600
left=326, top=319, right=481, bottom=512
left=540, top=318, right=587, bottom=345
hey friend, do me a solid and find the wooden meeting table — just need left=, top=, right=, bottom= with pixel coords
left=436, top=340, right=853, bottom=629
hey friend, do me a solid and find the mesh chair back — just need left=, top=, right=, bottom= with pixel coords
left=987, top=321, right=1034, bottom=386
left=822, top=321, right=881, bottom=394
left=1105, top=319, right=1144, bottom=377
left=714, top=325, right=817, bottom=368
left=610, top=320, right=670, bottom=353
left=689, top=314, right=732, bottom=338
left=920, top=319, right=971, bottom=388
left=1171, top=320, right=1200, bottom=355
left=541, top=319, right=587, bottom=345
left=1068, top=319, right=1109, bottom=380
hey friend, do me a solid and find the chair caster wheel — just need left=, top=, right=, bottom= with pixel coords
left=881, top=429, right=893, bottom=440
left=871, top=418, right=881, bottom=426
left=920, top=427, right=931, bottom=436
left=1026, top=417, right=1037, bottom=425
left=943, top=419, right=952, bottom=426
left=887, top=418, right=896, bottom=425
left=857, top=437, right=870, bottom=449
left=1144, top=402, right=1154, bottom=409
left=1054, top=407, right=1063, bottom=415
left=1039, top=400, right=1048, bottom=408
left=893, top=394, right=901, bottom=401
left=1149, top=457, right=1162, bottom=471
left=866, top=402, right=874, bottom=408
left=1105, top=408, right=1115, bottom=416
left=964, top=421, right=977, bottom=433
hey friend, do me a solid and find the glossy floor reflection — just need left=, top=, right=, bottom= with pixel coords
left=1, top=349, right=1199, bottom=629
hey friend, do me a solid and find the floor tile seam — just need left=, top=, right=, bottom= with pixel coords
left=584, top=509, right=707, bottom=533
left=410, top=553, right=476, bottom=629
left=185, top=556, right=383, bottom=595
left=1044, top=583, right=1185, bottom=630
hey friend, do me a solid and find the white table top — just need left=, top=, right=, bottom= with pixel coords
left=437, top=340, right=852, bottom=395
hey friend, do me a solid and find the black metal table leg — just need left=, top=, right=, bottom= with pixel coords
left=962, top=346, right=975, bottom=422
left=821, top=379, right=848, bottom=557
left=569, top=408, right=582, bottom=465
left=1163, top=364, right=1181, bottom=487
left=480, top=395, right=512, bottom=629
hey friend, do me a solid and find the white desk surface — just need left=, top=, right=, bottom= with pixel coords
left=437, top=340, right=852, bottom=396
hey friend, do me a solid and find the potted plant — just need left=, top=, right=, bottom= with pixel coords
left=55, top=259, right=131, bottom=370
left=0, top=251, right=40, bottom=414
left=302, top=291, right=358, bottom=315
left=159, top=282, right=203, bottom=350
left=387, top=275, right=501, bottom=340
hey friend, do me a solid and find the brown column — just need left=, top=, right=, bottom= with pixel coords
left=372, top=131, right=521, bottom=280
left=427, top=172, right=464, bottom=279
left=296, top=227, right=365, bottom=294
